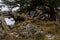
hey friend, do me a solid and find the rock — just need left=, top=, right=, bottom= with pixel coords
left=26, top=23, right=37, bottom=30
left=9, top=32, right=19, bottom=38
left=9, top=33, right=14, bottom=35
left=22, top=22, right=28, bottom=26
left=19, top=31, right=32, bottom=38
left=27, top=23, right=42, bottom=30
left=26, top=23, right=33, bottom=30
left=26, top=23, right=44, bottom=34
left=26, top=23, right=37, bottom=33
left=45, top=34, right=55, bottom=40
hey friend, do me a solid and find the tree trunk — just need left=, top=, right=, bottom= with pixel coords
left=49, top=5, right=56, bottom=21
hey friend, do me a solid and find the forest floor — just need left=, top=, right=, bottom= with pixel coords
left=0, top=13, right=60, bottom=40
left=0, top=21, right=60, bottom=40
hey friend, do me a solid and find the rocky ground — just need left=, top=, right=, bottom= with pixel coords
left=0, top=13, right=60, bottom=40
left=0, top=20, right=60, bottom=40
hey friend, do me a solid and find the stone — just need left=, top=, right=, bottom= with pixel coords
left=22, top=22, right=28, bottom=26
left=26, top=23, right=37, bottom=32
left=19, top=31, right=32, bottom=38
left=26, top=23, right=44, bottom=34
left=45, top=34, right=55, bottom=40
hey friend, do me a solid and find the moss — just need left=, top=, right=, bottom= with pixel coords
left=32, top=21, right=57, bottom=26
left=53, top=37, right=60, bottom=40
left=36, top=37, right=48, bottom=40
left=31, top=21, right=46, bottom=26
left=55, top=26, right=60, bottom=34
